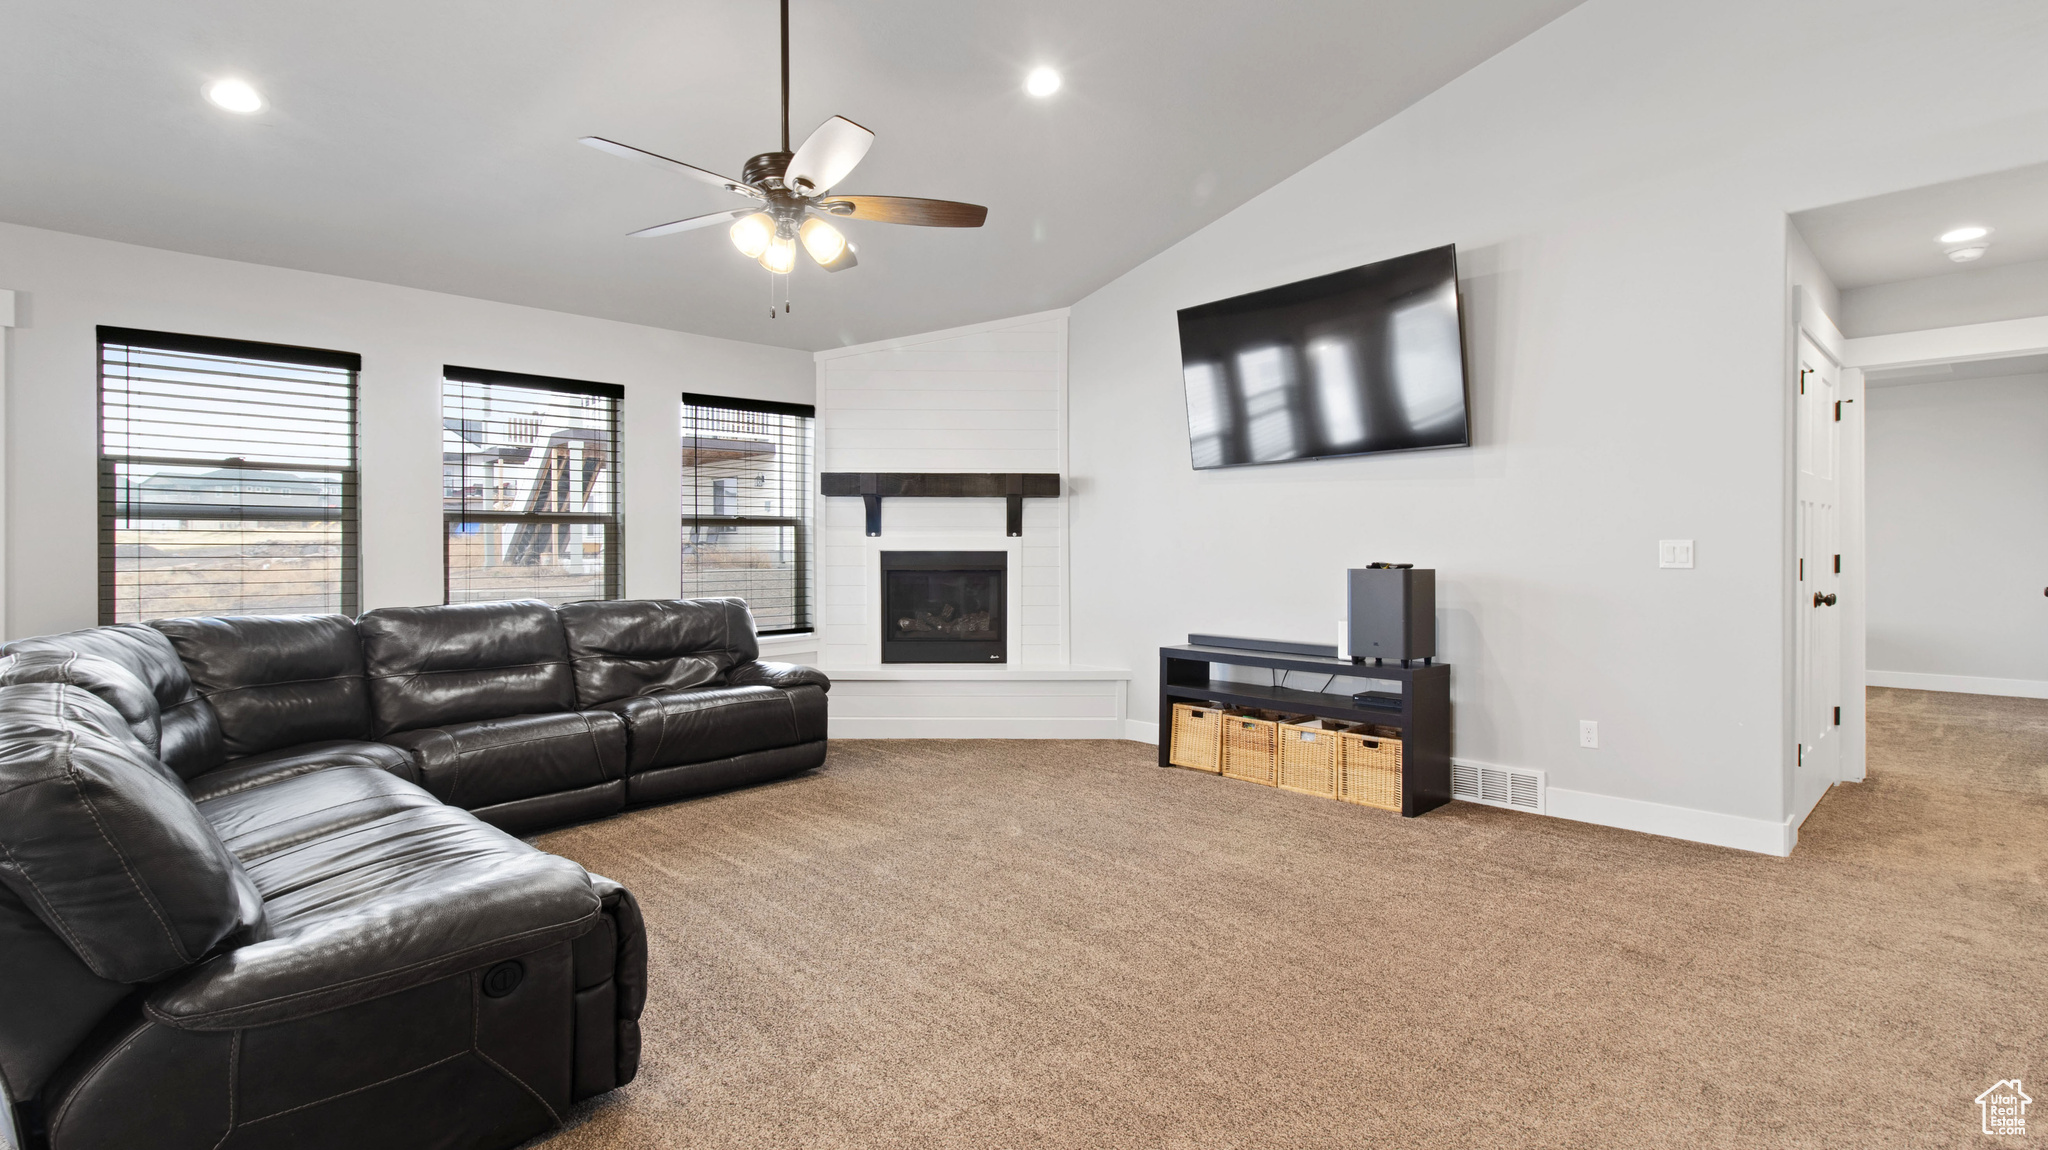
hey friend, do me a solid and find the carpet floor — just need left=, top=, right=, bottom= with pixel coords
left=530, top=688, right=2047, bottom=1148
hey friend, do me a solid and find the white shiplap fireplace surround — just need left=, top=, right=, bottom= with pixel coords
left=801, top=309, right=1131, bottom=738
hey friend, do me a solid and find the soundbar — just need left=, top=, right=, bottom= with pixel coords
left=1187, top=634, right=1340, bottom=659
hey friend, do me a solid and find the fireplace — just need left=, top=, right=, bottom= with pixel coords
left=880, top=551, right=1006, bottom=664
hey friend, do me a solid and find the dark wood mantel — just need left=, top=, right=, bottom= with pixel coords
left=820, top=472, right=1061, bottom=537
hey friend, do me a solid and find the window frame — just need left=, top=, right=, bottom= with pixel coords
left=96, top=325, right=362, bottom=624
left=441, top=366, right=625, bottom=605
left=680, top=392, right=815, bottom=635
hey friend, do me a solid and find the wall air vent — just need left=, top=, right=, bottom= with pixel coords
left=1451, top=762, right=1545, bottom=814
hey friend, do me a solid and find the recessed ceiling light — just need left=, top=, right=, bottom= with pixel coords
left=1948, top=245, right=1989, bottom=263
left=204, top=78, right=264, bottom=114
left=1938, top=225, right=1990, bottom=244
left=1024, top=67, right=1061, bottom=98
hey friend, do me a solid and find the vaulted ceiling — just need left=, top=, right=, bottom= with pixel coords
left=0, top=1, right=1583, bottom=350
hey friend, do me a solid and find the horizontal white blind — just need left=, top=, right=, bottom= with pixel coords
left=443, top=368, right=622, bottom=605
left=681, top=394, right=814, bottom=633
left=98, top=328, right=359, bottom=623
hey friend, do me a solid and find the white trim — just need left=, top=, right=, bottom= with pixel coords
left=829, top=716, right=1125, bottom=739
left=1125, top=719, right=1160, bottom=744
left=812, top=307, right=1072, bottom=362
left=1543, top=782, right=1796, bottom=857
left=1842, top=314, right=2048, bottom=370
left=756, top=631, right=818, bottom=657
left=1867, top=670, right=2048, bottom=699
left=818, top=664, right=1129, bottom=681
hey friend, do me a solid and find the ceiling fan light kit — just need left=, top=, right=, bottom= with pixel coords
left=581, top=0, right=987, bottom=317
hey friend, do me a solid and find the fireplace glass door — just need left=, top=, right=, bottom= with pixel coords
left=880, top=551, right=1006, bottom=663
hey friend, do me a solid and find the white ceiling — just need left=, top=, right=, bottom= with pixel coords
left=0, top=1, right=1583, bottom=351
left=1864, top=351, right=2048, bottom=387
left=1793, top=159, right=2048, bottom=291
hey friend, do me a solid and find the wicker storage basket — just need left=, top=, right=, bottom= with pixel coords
left=1167, top=703, right=1225, bottom=773
left=1220, top=709, right=1282, bottom=785
left=1276, top=719, right=1347, bottom=798
left=1338, top=728, right=1403, bottom=812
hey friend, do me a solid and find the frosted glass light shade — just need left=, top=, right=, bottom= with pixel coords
left=800, top=217, right=846, bottom=264
left=759, top=233, right=797, bottom=274
left=729, top=213, right=775, bottom=258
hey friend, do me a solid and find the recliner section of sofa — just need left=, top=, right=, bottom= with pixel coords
left=0, top=595, right=825, bottom=1150
left=559, top=597, right=830, bottom=803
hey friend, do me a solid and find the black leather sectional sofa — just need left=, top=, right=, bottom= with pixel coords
left=0, top=597, right=830, bottom=1150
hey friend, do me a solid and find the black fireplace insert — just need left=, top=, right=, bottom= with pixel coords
left=880, top=551, right=1006, bottom=663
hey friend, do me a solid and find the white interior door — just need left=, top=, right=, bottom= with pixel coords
left=1795, top=330, right=1843, bottom=818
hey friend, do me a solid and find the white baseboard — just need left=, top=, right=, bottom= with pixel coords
left=829, top=717, right=1128, bottom=739
left=1866, top=670, right=2048, bottom=699
left=1125, top=720, right=1160, bottom=744
left=1544, top=786, right=1795, bottom=857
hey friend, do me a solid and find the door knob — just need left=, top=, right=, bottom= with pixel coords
left=1812, top=592, right=1837, bottom=607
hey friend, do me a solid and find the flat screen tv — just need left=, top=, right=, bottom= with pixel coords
left=1175, top=244, right=1469, bottom=469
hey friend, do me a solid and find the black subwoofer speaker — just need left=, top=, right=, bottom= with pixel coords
left=1347, top=566, right=1435, bottom=663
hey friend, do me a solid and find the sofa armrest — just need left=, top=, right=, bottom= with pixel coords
left=144, top=851, right=600, bottom=1031
left=726, top=660, right=831, bottom=693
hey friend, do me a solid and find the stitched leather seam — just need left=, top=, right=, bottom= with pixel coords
left=224, top=795, right=427, bottom=862
left=198, top=672, right=364, bottom=699
left=191, top=756, right=378, bottom=802
left=0, top=835, right=100, bottom=973
left=472, top=976, right=562, bottom=1125
left=367, top=659, right=568, bottom=681
left=58, top=722, right=192, bottom=963
left=575, top=712, right=618, bottom=781
left=210, top=1029, right=241, bottom=1149
left=146, top=910, right=598, bottom=1028
left=233, top=1049, right=470, bottom=1128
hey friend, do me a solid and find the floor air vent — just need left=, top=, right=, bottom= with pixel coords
left=1451, top=763, right=1545, bottom=814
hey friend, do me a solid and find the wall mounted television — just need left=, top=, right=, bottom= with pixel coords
left=1175, top=244, right=1469, bottom=469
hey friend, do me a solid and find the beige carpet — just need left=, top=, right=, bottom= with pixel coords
left=530, top=688, right=2048, bottom=1148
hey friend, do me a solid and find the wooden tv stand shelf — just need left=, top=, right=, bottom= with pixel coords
left=1158, top=644, right=1452, bottom=817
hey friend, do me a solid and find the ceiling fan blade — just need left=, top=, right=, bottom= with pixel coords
left=784, top=116, right=875, bottom=196
left=626, top=207, right=756, bottom=238
left=580, top=136, right=757, bottom=197
left=817, top=196, right=988, bottom=227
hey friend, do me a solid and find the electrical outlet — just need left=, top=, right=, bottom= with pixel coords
left=1659, top=540, right=1695, bottom=569
left=1579, top=720, right=1599, bottom=748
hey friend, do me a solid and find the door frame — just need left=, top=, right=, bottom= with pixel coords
left=1790, top=289, right=1857, bottom=831
left=1828, top=313, right=2048, bottom=795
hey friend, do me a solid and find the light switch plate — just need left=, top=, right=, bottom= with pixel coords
left=1579, top=720, right=1599, bottom=748
left=1659, top=539, right=1695, bottom=569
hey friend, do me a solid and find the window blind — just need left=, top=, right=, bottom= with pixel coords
left=98, top=327, right=360, bottom=624
left=444, top=367, right=623, bottom=605
left=681, top=393, right=814, bottom=633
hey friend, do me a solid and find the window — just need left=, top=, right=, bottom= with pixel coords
left=98, top=327, right=360, bottom=624
left=443, top=367, right=622, bottom=604
left=680, top=393, right=814, bottom=633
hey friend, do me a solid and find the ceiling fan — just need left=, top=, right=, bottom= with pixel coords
left=581, top=0, right=987, bottom=312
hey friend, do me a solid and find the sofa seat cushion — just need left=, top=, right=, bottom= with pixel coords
left=148, top=802, right=600, bottom=1030
left=195, top=765, right=444, bottom=864
left=596, top=682, right=825, bottom=773
left=384, top=711, right=627, bottom=812
left=185, top=740, right=422, bottom=804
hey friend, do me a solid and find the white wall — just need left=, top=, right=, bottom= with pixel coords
left=0, top=221, right=812, bottom=638
left=1841, top=257, right=2048, bottom=338
left=1064, top=0, right=2048, bottom=854
left=813, top=310, right=1069, bottom=668
left=1866, top=371, right=2048, bottom=696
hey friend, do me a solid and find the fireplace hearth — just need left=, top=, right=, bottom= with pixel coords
left=881, top=551, right=1006, bottom=663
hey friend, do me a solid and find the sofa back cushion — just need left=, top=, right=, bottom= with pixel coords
left=557, top=598, right=761, bottom=706
left=0, top=650, right=162, bottom=755
left=357, top=600, right=576, bottom=736
left=0, top=683, right=265, bottom=984
left=1, top=623, right=224, bottom=778
left=153, top=615, right=372, bottom=759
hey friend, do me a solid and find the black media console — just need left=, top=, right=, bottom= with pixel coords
left=1157, top=643, right=1452, bottom=818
